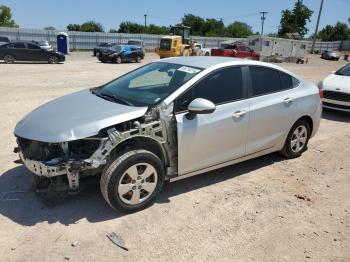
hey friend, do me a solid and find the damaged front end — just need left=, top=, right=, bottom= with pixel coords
left=14, top=106, right=176, bottom=195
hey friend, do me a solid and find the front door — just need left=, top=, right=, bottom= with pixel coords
left=175, top=66, right=249, bottom=175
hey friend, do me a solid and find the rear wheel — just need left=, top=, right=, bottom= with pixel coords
left=100, top=150, right=164, bottom=212
left=48, top=56, right=58, bottom=64
left=280, top=119, right=310, bottom=159
left=3, top=54, right=15, bottom=64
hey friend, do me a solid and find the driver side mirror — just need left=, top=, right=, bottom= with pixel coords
left=186, top=98, right=216, bottom=120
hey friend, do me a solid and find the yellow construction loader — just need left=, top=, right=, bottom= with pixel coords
left=155, top=25, right=203, bottom=58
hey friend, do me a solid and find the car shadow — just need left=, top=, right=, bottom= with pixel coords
left=0, top=153, right=284, bottom=226
left=322, top=109, right=350, bottom=123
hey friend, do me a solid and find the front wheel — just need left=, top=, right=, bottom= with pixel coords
left=280, top=119, right=310, bottom=159
left=48, top=56, right=58, bottom=64
left=136, top=55, right=142, bottom=63
left=115, top=56, right=122, bottom=64
left=100, top=150, right=164, bottom=212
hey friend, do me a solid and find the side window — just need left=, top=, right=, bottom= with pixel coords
left=250, top=66, right=281, bottom=96
left=14, top=43, right=26, bottom=48
left=13, top=43, right=25, bottom=48
left=175, top=67, right=243, bottom=112
left=27, top=43, right=41, bottom=50
left=280, top=72, right=293, bottom=90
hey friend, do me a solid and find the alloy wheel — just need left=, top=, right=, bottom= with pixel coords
left=117, top=163, right=158, bottom=205
left=290, top=125, right=307, bottom=153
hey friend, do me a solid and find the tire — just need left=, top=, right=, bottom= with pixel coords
left=136, top=55, right=142, bottom=63
left=182, top=49, right=190, bottom=57
left=280, top=119, right=310, bottom=159
left=205, top=52, right=210, bottom=56
left=193, top=48, right=203, bottom=56
left=48, top=56, right=58, bottom=64
left=100, top=149, right=165, bottom=212
left=3, top=54, right=15, bottom=64
left=116, top=56, right=122, bottom=64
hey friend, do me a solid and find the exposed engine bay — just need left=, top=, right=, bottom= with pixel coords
left=15, top=103, right=178, bottom=196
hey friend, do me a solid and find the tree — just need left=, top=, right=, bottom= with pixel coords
left=318, top=22, right=350, bottom=41
left=80, top=20, right=104, bottom=32
left=67, top=23, right=81, bottom=31
left=0, top=5, right=18, bottom=27
left=44, top=26, right=56, bottom=30
left=109, top=29, right=118, bottom=33
left=225, top=21, right=253, bottom=38
left=182, top=14, right=205, bottom=35
left=278, top=0, right=313, bottom=38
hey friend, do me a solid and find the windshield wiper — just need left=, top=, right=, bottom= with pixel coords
left=97, top=93, right=134, bottom=106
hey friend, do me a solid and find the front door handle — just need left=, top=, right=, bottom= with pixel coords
left=232, top=110, right=246, bottom=118
left=284, top=97, right=293, bottom=104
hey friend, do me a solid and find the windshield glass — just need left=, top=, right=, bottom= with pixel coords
left=335, top=63, right=350, bottom=76
left=96, top=62, right=203, bottom=107
left=110, top=45, right=122, bottom=51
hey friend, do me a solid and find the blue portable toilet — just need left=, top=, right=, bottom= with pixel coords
left=57, top=32, right=69, bottom=54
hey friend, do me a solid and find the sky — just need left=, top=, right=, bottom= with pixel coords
left=1, top=0, right=350, bottom=36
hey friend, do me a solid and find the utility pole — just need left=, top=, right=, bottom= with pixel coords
left=144, top=14, right=147, bottom=28
left=260, top=12, right=268, bottom=36
left=311, top=0, right=324, bottom=53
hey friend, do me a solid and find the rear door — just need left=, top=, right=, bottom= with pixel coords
left=122, top=46, right=133, bottom=61
left=175, top=66, right=250, bottom=175
left=245, top=66, right=298, bottom=155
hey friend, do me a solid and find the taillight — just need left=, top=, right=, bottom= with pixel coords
left=319, top=88, right=324, bottom=98
left=317, top=81, right=324, bottom=98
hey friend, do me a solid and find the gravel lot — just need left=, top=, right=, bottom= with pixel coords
left=0, top=53, right=349, bottom=262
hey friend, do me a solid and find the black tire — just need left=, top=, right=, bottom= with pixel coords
left=280, top=119, right=310, bottom=159
left=100, top=150, right=164, bottom=212
left=205, top=52, right=210, bottom=56
left=136, top=55, right=142, bottom=63
left=48, top=56, right=58, bottom=64
left=115, top=56, right=122, bottom=64
left=3, top=54, right=15, bottom=64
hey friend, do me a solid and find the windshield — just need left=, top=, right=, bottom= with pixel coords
left=110, top=45, right=122, bottom=51
left=95, top=62, right=203, bottom=107
left=335, top=63, right=350, bottom=76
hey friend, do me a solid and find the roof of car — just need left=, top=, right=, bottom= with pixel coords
left=159, top=56, right=244, bottom=69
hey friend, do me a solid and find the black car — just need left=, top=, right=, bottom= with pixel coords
left=0, top=42, right=65, bottom=64
left=98, top=45, right=144, bottom=63
left=93, top=42, right=113, bottom=56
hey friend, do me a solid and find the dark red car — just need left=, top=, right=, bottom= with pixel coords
left=211, top=44, right=259, bottom=60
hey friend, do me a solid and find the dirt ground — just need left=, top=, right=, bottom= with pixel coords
left=0, top=53, right=349, bottom=262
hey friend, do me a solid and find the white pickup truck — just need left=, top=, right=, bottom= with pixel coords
left=194, top=43, right=211, bottom=56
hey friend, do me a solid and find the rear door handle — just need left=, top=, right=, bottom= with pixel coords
left=284, top=97, right=293, bottom=104
left=232, top=110, right=246, bottom=118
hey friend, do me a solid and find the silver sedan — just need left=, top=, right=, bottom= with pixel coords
left=14, top=57, right=322, bottom=212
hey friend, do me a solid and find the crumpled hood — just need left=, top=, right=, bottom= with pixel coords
left=14, top=89, right=148, bottom=143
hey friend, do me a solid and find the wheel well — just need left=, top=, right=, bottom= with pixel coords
left=109, top=137, right=167, bottom=166
left=298, top=115, right=313, bottom=135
